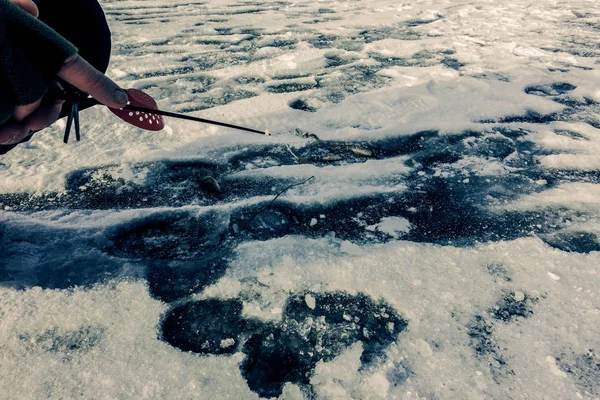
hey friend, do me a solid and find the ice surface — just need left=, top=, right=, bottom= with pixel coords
left=1, top=0, right=599, bottom=399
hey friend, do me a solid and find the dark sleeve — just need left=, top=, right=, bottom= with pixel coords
left=0, top=0, right=78, bottom=125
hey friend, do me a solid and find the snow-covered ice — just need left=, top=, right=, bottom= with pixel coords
left=1, top=0, right=599, bottom=399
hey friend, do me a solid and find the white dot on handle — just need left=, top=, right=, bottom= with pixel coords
left=129, top=112, right=133, bottom=116
left=135, top=111, right=140, bottom=115
left=149, top=120, right=153, bottom=124
left=139, top=117, right=143, bottom=121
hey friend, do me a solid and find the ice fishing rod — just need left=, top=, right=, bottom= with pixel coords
left=59, top=88, right=269, bottom=143
left=125, top=103, right=270, bottom=136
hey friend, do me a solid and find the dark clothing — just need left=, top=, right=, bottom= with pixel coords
left=0, top=0, right=77, bottom=124
left=0, top=0, right=112, bottom=154
left=34, top=0, right=112, bottom=74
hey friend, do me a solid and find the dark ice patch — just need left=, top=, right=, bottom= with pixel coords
left=387, top=360, right=413, bottom=387
left=177, top=87, right=258, bottom=112
left=273, top=73, right=312, bottom=80
left=490, top=291, right=536, bottom=322
left=554, top=129, right=589, bottom=141
left=281, top=292, right=407, bottom=367
left=482, top=82, right=598, bottom=128
left=481, top=110, right=560, bottom=124
left=147, top=250, right=232, bottom=302
left=34, top=250, right=130, bottom=290
left=162, top=298, right=260, bottom=355
left=20, top=326, right=105, bottom=358
left=525, top=82, right=577, bottom=97
left=266, top=81, right=318, bottom=93
left=556, top=350, right=600, bottom=397
left=325, top=52, right=359, bottom=68
left=127, top=65, right=196, bottom=80
left=2, top=127, right=597, bottom=301
left=441, top=57, right=465, bottom=70
left=486, top=263, right=512, bottom=282
left=289, top=98, right=318, bottom=112
left=234, top=76, right=266, bottom=85
left=467, top=315, right=513, bottom=382
left=105, top=209, right=229, bottom=260
left=472, top=72, right=511, bottom=82
left=541, top=231, right=600, bottom=254
left=161, top=292, right=407, bottom=398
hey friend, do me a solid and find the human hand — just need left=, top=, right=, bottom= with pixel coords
left=0, top=0, right=129, bottom=146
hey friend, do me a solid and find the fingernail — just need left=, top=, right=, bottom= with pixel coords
left=113, top=88, right=129, bottom=105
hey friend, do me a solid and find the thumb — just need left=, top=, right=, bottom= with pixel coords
left=58, top=54, right=129, bottom=109
left=11, top=0, right=39, bottom=17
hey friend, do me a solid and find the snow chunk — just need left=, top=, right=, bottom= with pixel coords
left=548, top=272, right=561, bottom=281
left=305, top=294, right=316, bottom=310
left=220, top=338, right=235, bottom=349
left=367, top=217, right=411, bottom=238
left=514, top=291, right=525, bottom=302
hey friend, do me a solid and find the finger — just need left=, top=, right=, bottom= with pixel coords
left=10, top=0, right=39, bottom=17
left=13, top=99, right=42, bottom=122
left=58, top=54, right=129, bottom=109
left=0, top=99, right=65, bottom=145
left=24, top=101, right=64, bottom=132
left=0, top=121, right=30, bottom=145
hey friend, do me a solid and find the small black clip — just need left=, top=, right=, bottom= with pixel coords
left=63, top=100, right=81, bottom=144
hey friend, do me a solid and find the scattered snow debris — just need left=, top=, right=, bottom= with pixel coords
left=548, top=272, right=561, bottom=281
left=387, top=322, right=395, bottom=333
left=220, top=338, right=235, bottom=349
left=310, top=218, right=318, bottom=226
left=305, top=294, right=316, bottom=310
left=350, top=148, right=373, bottom=157
left=362, top=327, right=370, bottom=339
left=366, top=217, right=411, bottom=238
left=514, top=291, right=525, bottom=302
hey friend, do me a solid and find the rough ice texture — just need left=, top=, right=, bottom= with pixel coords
left=1, top=0, right=599, bottom=399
